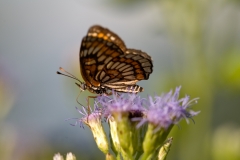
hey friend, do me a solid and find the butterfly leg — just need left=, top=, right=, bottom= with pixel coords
left=76, top=90, right=85, bottom=108
left=87, top=96, right=97, bottom=115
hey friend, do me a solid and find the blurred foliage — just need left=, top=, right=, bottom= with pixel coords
left=157, top=0, right=240, bottom=160
left=212, top=124, right=240, bottom=160
left=0, top=72, right=16, bottom=159
left=0, top=125, right=16, bottom=160
left=0, top=75, right=15, bottom=120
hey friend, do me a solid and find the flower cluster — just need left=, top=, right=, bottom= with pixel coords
left=69, top=87, right=199, bottom=160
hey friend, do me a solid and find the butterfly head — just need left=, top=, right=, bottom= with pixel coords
left=75, top=82, right=87, bottom=91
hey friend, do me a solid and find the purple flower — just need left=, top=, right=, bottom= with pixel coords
left=68, top=86, right=200, bottom=159
left=97, top=92, right=146, bottom=119
left=66, top=103, right=109, bottom=153
left=138, top=86, right=200, bottom=131
left=97, top=86, right=199, bottom=131
left=66, top=103, right=102, bottom=128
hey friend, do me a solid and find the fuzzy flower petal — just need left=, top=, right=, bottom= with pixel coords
left=66, top=104, right=109, bottom=154
left=138, top=86, right=200, bottom=131
left=97, top=92, right=146, bottom=119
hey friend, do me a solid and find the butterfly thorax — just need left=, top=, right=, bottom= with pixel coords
left=76, top=81, right=107, bottom=94
left=85, top=84, right=107, bottom=94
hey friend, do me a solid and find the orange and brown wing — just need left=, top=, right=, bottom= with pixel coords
left=87, top=25, right=127, bottom=52
left=79, top=25, right=153, bottom=93
left=80, top=34, right=124, bottom=87
left=97, top=49, right=153, bottom=89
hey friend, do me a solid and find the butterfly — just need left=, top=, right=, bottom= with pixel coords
left=57, top=25, right=153, bottom=103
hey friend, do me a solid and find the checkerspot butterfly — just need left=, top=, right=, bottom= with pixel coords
left=57, top=25, right=153, bottom=97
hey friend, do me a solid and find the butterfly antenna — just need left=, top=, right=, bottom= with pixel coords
left=56, top=67, right=82, bottom=84
left=57, top=67, right=87, bottom=107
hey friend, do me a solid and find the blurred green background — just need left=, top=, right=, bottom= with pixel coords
left=0, top=0, right=240, bottom=160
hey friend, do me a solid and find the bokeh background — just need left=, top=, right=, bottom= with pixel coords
left=1, top=0, right=240, bottom=159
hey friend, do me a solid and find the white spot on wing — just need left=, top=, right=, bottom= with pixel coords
left=124, top=75, right=135, bottom=80
left=125, top=54, right=134, bottom=58
left=104, top=57, right=112, bottom=64
left=105, top=78, right=119, bottom=83
left=143, top=67, right=152, bottom=72
left=98, top=64, right=105, bottom=70
left=141, top=62, right=151, bottom=67
left=106, top=42, right=113, bottom=46
left=139, top=59, right=149, bottom=63
left=97, top=47, right=108, bottom=57
left=95, top=71, right=101, bottom=81
left=111, top=62, right=120, bottom=69
left=102, top=76, right=110, bottom=82
left=106, top=61, right=114, bottom=69
left=93, top=44, right=104, bottom=54
left=88, top=47, right=94, bottom=55
left=110, top=36, right=115, bottom=41
left=83, top=50, right=88, bottom=57
left=119, top=64, right=131, bottom=72
left=98, top=55, right=106, bottom=62
left=80, top=51, right=84, bottom=57
left=85, top=60, right=96, bottom=65
left=122, top=66, right=133, bottom=72
left=132, top=55, right=142, bottom=60
left=115, top=63, right=125, bottom=70
left=99, top=71, right=106, bottom=80
left=122, top=71, right=134, bottom=76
